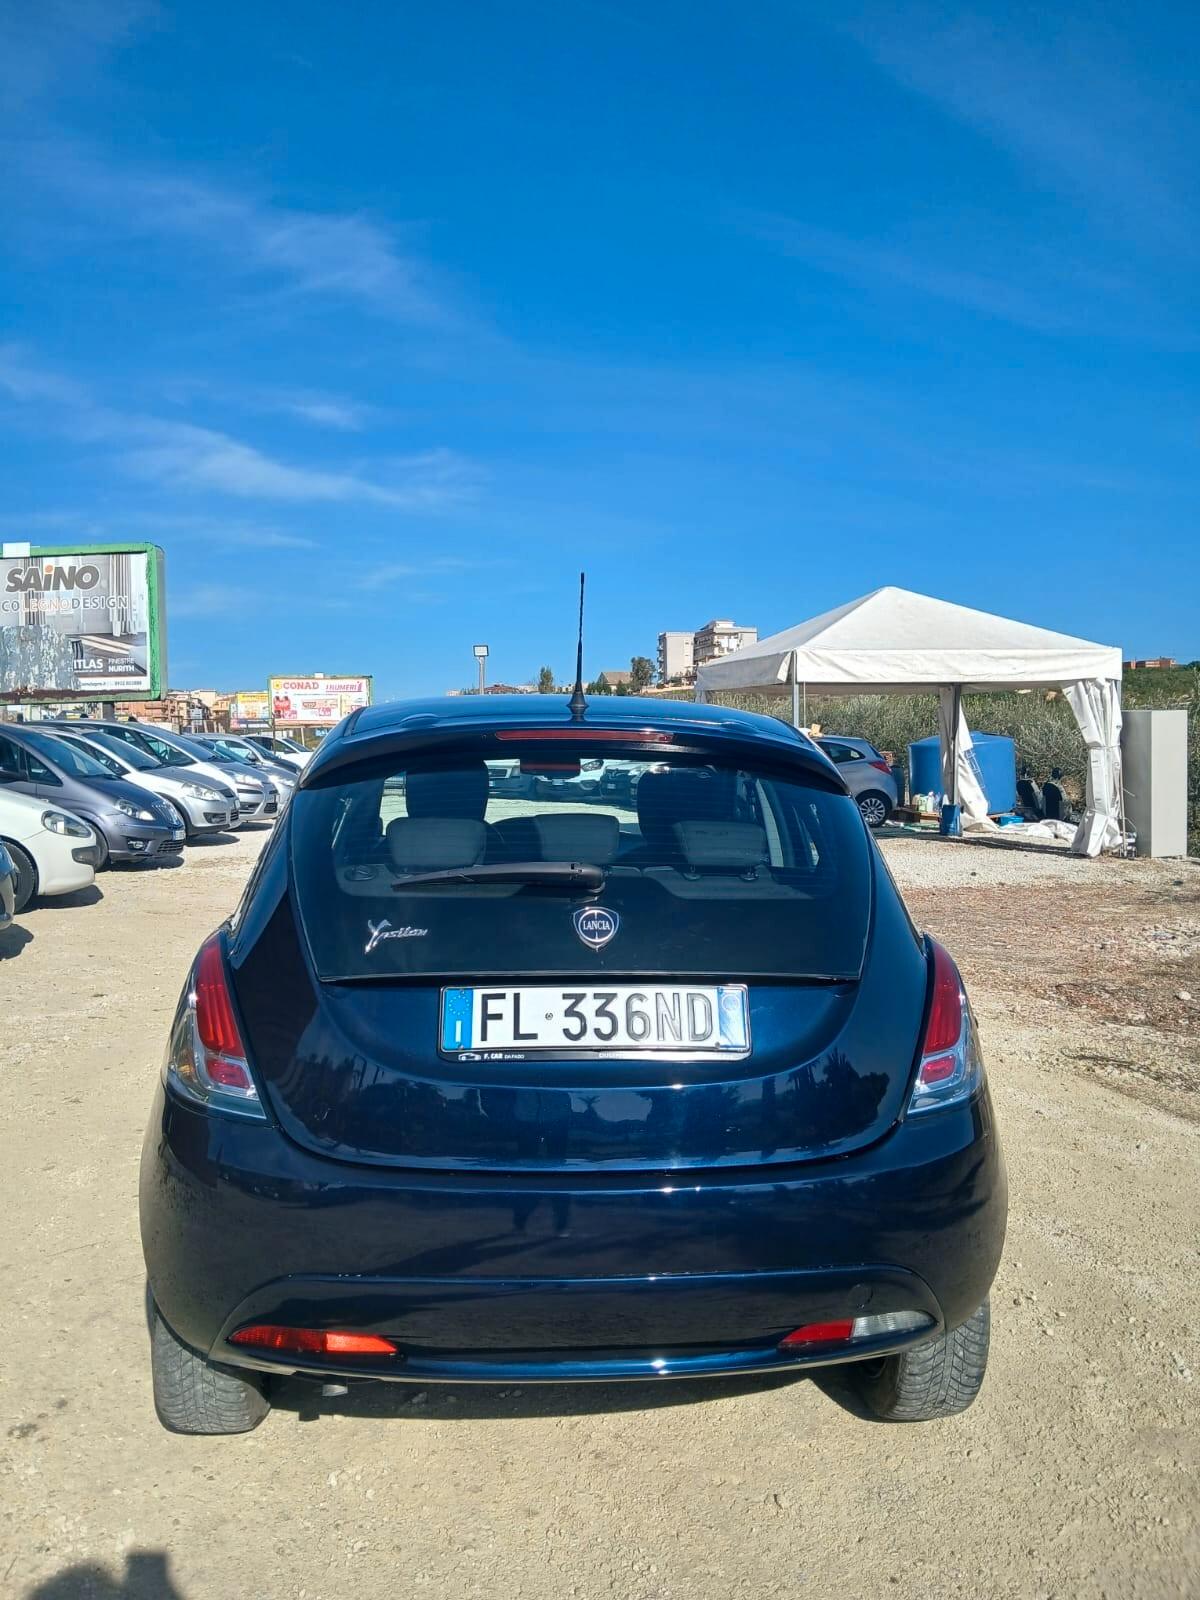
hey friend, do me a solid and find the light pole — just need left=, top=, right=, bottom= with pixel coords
left=473, top=643, right=489, bottom=695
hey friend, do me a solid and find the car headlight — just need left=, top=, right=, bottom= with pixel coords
left=41, top=809, right=93, bottom=838
left=181, top=782, right=221, bottom=800
left=114, top=799, right=160, bottom=822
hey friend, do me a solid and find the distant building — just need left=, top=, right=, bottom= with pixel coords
left=1124, top=657, right=1177, bottom=670
left=598, top=670, right=632, bottom=688
left=657, top=630, right=696, bottom=684
left=693, top=619, right=758, bottom=666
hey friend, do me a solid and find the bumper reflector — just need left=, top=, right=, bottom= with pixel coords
left=230, top=1325, right=399, bottom=1357
left=779, top=1319, right=854, bottom=1348
left=780, top=1310, right=932, bottom=1351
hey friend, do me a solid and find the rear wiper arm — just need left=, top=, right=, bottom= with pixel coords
left=391, top=860, right=604, bottom=891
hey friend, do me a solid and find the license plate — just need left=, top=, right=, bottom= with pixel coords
left=171, top=827, right=185, bottom=840
left=440, top=984, right=749, bottom=1058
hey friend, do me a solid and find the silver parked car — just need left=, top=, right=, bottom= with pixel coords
left=815, top=736, right=899, bottom=828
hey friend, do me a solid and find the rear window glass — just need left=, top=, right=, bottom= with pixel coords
left=290, top=747, right=871, bottom=981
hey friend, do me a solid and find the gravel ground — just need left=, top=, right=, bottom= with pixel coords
left=1, top=828, right=1197, bottom=1599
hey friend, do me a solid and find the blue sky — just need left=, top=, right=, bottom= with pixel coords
left=1, top=0, right=1196, bottom=696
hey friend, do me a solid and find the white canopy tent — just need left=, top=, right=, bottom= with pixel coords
left=694, top=587, right=1124, bottom=857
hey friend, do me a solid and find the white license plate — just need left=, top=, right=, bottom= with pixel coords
left=171, top=827, right=185, bottom=840
left=440, top=984, right=749, bottom=1057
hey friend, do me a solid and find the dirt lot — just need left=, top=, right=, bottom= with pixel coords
left=1, top=829, right=1197, bottom=1599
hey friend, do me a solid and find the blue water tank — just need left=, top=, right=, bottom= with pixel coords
left=907, top=733, right=1017, bottom=815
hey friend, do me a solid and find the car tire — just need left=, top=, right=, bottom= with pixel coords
left=4, top=841, right=37, bottom=913
left=856, top=790, right=892, bottom=828
left=150, top=1302, right=270, bottom=1435
left=850, top=1299, right=990, bottom=1421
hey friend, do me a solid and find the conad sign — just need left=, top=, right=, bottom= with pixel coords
left=269, top=676, right=372, bottom=726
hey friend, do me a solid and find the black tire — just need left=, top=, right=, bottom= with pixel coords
left=4, top=841, right=37, bottom=913
left=90, top=829, right=110, bottom=871
left=150, top=1302, right=270, bottom=1435
left=856, top=790, right=892, bottom=828
left=850, top=1299, right=990, bottom=1421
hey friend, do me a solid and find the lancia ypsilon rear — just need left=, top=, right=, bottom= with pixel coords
left=140, top=696, right=1005, bottom=1433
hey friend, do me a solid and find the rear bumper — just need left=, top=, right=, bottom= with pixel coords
left=141, top=1087, right=1006, bottom=1383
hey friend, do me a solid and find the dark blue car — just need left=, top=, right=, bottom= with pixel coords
left=140, top=695, right=1006, bottom=1433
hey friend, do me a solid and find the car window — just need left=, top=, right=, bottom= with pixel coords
left=291, top=746, right=870, bottom=981
left=106, top=727, right=194, bottom=768
left=22, top=731, right=114, bottom=780
left=57, top=736, right=124, bottom=777
left=0, top=734, right=31, bottom=778
left=91, top=733, right=157, bottom=770
left=819, top=741, right=863, bottom=764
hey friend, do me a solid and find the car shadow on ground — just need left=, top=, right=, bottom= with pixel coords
left=23, top=1551, right=186, bottom=1600
left=30, top=885, right=103, bottom=910
left=182, top=830, right=240, bottom=848
left=0, top=923, right=34, bottom=958
left=268, top=1366, right=871, bottom=1425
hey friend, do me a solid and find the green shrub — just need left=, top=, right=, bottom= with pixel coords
left=687, top=668, right=1196, bottom=853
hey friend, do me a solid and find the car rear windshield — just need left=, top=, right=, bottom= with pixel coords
left=290, top=745, right=872, bottom=981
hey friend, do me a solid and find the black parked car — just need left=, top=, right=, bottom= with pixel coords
left=0, top=727, right=184, bottom=867
left=140, top=695, right=1005, bottom=1433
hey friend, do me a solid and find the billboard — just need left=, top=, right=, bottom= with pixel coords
left=231, top=690, right=270, bottom=728
left=0, top=542, right=167, bottom=701
left=269, top=675, right=372, bottom=727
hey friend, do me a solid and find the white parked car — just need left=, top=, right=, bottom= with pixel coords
left=244, top=733, right=311, bottom=770
left=50, top=729, right=238, bottom=840
left=0, top=782, right=99, bottom=912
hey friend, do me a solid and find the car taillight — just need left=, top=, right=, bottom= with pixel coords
left=230, top=1326, right=398, bottom=1357
left=780, top=1311, right=932, bottom=1350
left=162, top=933, right=266, bottom=1120
left=869, top=759, right=892, bottom=774
left=907, top=939, right=985, bottom=1115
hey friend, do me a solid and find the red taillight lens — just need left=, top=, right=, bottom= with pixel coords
left=230, top=1325, right=398, bottom=1357
left=908, top=939, right=985, bottom=1114
left=162, top=934, right=264, bottom=1116
left=869, top=759, right=892, bottom=774
left=923, top=938, right=965, bottom=1055
left=194, top=935, right=245, bottom=1056
left=779, top=1320, right=855, bottom=1349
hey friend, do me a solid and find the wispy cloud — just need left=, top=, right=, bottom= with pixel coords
left=0, top=0, right=152, bottom=114
left=170, top=582, right=259, bottom=620
left=355, top=557, right=478, bottom=588
left=19, top=145, right=453, bottom=324
left=0, top=346, right=479, bottom=509
left=745, top=214, right=1083, bottom=334
left=837, top=5, right=1197, bottom=247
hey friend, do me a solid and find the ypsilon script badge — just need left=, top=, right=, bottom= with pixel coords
left=573, top=905, right=619, bottom=951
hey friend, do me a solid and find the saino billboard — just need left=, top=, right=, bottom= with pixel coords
left=0, top=542, right=167, bottom=701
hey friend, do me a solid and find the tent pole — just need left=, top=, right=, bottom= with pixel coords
left=951, top=686, right=961, bottom=806
left=790, top=652, right=800, bottom=729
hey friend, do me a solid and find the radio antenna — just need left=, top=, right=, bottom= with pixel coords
left=568, top=571, right=588, bottom=719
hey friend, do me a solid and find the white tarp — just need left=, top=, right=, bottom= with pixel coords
left=694, top=587, right=1123, bottom=857
left=1065, top=679, right=1124, bottom=855
left=938, top=689, right=994, bottom=830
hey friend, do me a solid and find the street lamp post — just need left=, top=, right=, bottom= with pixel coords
left=473, top=643, right=489, bottom=695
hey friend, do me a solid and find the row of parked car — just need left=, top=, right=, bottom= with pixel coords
left=0, top=722, right=311, bottom=921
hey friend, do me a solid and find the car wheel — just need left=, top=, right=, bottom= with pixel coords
left=92, top=831, right=110, bottom=870
left=5, top=841, right=37, bottom=913
left=856, top=791, right=892, bottom=828
left=150, top=1301, right=270, bottom=1435
left=850, top=1298, right=990, bottom=1421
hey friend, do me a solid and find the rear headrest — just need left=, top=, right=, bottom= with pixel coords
left=636, top=770, right=736, bottom=850
left=404, top=763, right=488, bottom=820
left=533, top=812, right=620, bottom=864
left=386, top=817, right=486, bottom=872
left=675, top=821, right=767, bottom=871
